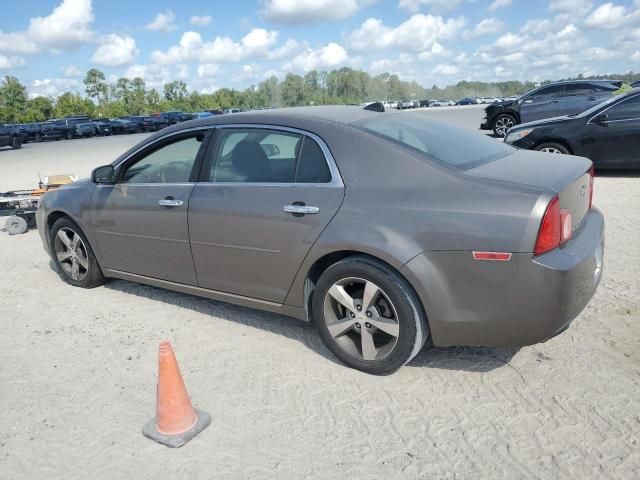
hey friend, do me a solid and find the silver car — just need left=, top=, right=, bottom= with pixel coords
left=37, top=106, right=604, bottom=375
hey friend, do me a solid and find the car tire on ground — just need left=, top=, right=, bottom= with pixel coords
left=66, top=131, right=73, bottom=140
left=35, top=133, right=42, bottom=142
left=534, top=142, right=570, bottom=155
left=11, top=136, right=22, bottom=150
left=312, top=256, right=429, bottom=375
left=5, top=215, right=28, bottom=235
left=50, top=217, right=105, bottom=289
left=492, top=113, right=517, bottom=137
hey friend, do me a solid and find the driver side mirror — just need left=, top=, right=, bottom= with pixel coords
left=593, top=113, right=609, bottom=126
left=92, top=164, right=115, bottom=184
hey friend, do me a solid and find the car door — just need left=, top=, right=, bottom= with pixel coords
left=0, top=123, right=10, bottom=147
left=188, top=126, right=345, bottom=303
left=520, top=85, right=564, bottom=123
left=556, top=83, right=598, bottom=117
left=91, top=129, right=211, bottom=284
left=588, top=94, right=640, bottom=168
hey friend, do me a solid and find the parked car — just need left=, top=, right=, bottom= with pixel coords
left=223, top=108, right=242, bottom=114
left=504, top=89, right=640, bottom=169
left=482, top=80, right=622, bottom=137
left=73, top=120, right=96, bottom=138
left=418, top=99, right=431, bottom=107
left=19, top=123, right=44, bottom=142
left=110, top=119, right=139, bottom=134
left=159, top=111, right=188, bottom=124
left=40, top=120, right=66, bottom=141
left=143, top=116, right=170, bottom=131
left=91, top=120, right=112, bottom=136
left=431, top=100, right=455, bottom=107
left=47, top=116, right=93, bottom=139
left=630, top=81, right=640, bottom=88
left=191, top=111, right=214, bottom=119
left=37, top=105, right=603, bottom=375
left=457, top=98, right=476, bottom=106
left=0, top=123, right=23, bottom=149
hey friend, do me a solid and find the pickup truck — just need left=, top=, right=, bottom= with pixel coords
left=0, top=123, right=23, bottom=149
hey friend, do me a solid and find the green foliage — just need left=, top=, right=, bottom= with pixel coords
left=2, top=68, right=640, bottom=123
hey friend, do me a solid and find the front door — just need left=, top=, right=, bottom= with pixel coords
left=520, top=84, right=564, bottom=123
left=91, top=131, right=210, bottom=285
left=589, top=94, right=640, bottom=168
left=189, top=126, right=344, bottom=303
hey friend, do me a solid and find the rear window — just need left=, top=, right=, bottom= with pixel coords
left=354, top=113, right=514, bottom=170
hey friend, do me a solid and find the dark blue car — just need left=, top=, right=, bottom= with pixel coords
left=481, top=80, right=622, bottom=137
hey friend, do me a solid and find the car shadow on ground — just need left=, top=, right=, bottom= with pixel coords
left=94, top=273, right=519, bottom=374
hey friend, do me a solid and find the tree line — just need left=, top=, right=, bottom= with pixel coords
left=1, top=68, right=639, bottom=123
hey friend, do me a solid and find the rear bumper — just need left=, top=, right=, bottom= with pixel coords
left=401, top=208, right=604, bottom=347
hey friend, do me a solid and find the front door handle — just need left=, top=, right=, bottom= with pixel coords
left=158, top=198, right=184, bottom=207
left=284, top=204, right=319, bottom=215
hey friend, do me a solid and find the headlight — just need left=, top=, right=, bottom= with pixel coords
left=505, top=129, right=534, bottom=144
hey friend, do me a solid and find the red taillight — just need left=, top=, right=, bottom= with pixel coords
left=535, top=196, right=573, bottom=256
left=588, top=165, right=594, bottom=209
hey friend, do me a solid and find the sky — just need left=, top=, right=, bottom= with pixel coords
left=1, top=0, right=639, bottom=98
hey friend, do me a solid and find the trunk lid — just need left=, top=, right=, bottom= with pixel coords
left=466, top=149, right=593, bottom=230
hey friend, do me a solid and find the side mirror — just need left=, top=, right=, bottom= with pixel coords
left=593, top=113, right=608, bottom=126
left=92, top=165, right=115, bottom=184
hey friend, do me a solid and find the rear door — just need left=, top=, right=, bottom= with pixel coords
left=0, top=124, right=9, bottom=147
left=520, top=85, right=564, bottom=123
left=556, top=83, right=600, bottom=117
left=91, top=129, right=211, bottom=284
left=188, top=126, right=344, bottom=303
left=588, top=94, right=640, bottom=168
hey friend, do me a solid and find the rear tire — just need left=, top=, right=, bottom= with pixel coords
left=312, top=256, right=429, bottom=375
left=11, top=136, right=22, bottom=149
left=66, top=131, right=73, bottom=140
left=5, top=216, right=28, bottom=235
left=50, top=217, right=104, bottom=288
left=35, top=133, right=42, bottom=142
left=492, top=113, right=517, bottom=137
left=534, top=142, right=570, bottom=155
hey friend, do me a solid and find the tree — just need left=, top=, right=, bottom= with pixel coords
left=83, top=69, right=107, bottom=105
left=0, top=76, right=28, bottom=122
left=129, top=77, right=147, bottom=114
left=54, top=92, right=95, bottom=118
left=163, top=81, right=188, bottom=101
left=24, top=96, right=54, bottom=122
left=281, top=74, right=305, bottom=106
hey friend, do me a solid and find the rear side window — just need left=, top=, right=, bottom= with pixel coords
left=295, top=137, right=332, bottom=183
left=606, top=95, right=640, bottom=121
left=563, top=84, right=594, bottom=96
left=354, top=113, right=514, bottom=170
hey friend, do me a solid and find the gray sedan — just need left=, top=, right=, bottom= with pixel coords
left=36, top=106, right=604, bottom=375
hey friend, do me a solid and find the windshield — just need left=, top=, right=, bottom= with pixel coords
left=354, top=112, right=515, bottom=170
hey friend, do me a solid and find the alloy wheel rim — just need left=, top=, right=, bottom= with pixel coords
left=323, top=277, right=400, bottom=361
left=495, top=117, right=514, bottom=136
left=540, top=147, right=562, bottom=154
left=54, top=227, right=89, bottom=281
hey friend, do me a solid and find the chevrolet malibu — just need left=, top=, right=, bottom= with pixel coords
left=37, top=106, right=604, bottom=375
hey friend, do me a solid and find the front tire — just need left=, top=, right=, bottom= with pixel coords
left=50, top=217, right=104, bottom=288
left=492, top=113, right=516, bottom=137
left=534, top=142, right=570, bottom=155
left=312, top=256, right=429, bottom=375
left=11, top=136, right=22, bottom=149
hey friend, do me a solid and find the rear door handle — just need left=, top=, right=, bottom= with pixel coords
left=158, top=198, right=184, bottom=207
left=284, top=204, right=319, bottom=215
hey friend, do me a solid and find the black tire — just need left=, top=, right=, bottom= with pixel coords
left=66, top=131, right=73, bottom=140
left=35, top=133, right=42, bottom=142
left=50, top=217, right=104, bottom=288
left=492, top=113, right=517, bottom=137
left=5, top=215, right=28, bottom=235
left=312, top=256, right=429, bottom=375
left=11, top=135, right=22, bottom=150
left=534, top=142, right=570, bottom=155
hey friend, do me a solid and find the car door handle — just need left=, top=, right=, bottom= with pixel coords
left=158, top=198, right=184, bottom=207
left=284, top=204, right=319, bottom=215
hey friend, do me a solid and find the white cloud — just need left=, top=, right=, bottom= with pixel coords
left=549, top=0, right=593, bottom=15
left=146, top=10, right=177, bottom=32
left=584, top=3, right=639, bottom=29
left=464, top=17, right=504, bottom=39
left=176, top=64, right=190, bottom=80
left=124, top=64, right=172, bottom=89
left=63, top=65, right=83, bottom=77
left=348, top=14, right=466, bottom=52
left=0, top=55, right=26, bottom=70
left=432, top=63, right=458, bottom=75
left=91, top=34, right=139, bottom=67
left=268, top=38, right=303, bottom=60
left=0, top=0, right=94, bottom=56
left=489, top=0, right=511, bottom=11
left=151, top=28, right=279, bottom=64
left=284, top=42, right=349, bottom=71
left=197, top=63, right=221, bottom=78
left=632, top=50, right=640, bottom=61
left=263, top=0, right=362, bottom=24
left=189, top=15, right=212, bottom=26
left=399, top=0, right=462, bottom=12
left=30, top=77, right=81, bottom=98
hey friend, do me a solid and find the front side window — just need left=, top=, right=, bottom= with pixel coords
left=120, top=135, right=203, bottom=184
left=606, top=95, right=640, bottom=122
left=209, top=128, right=332, bottom=184
left=529, top=85, right=564, bottom=102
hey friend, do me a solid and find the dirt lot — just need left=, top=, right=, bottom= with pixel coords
left=1, top=111, right=639, bottom=479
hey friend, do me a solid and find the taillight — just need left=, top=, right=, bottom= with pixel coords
left=588, top=165, right=594, bottom=209
left=534, top=196, right=573, bottom=256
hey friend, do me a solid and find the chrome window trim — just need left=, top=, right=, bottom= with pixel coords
left=587, top=93, right=640, bottom=126
left=204, top=123, right=344, bottom=188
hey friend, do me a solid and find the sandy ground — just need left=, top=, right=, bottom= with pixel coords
left=0, top=109, right=639, bottom=479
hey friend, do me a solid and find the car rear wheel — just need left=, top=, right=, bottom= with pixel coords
left=11, top=136, right=22, bottom=149
left=5, top=215, right=28, bottom=235
left=492, top=114, right=516, bottom=137
left=35, top=133, right=42, bottom=142
left=534, top=142, right=570, bottom=155
left=66, top=131, right=73, bottom=140
left=50, top=217, right=104, bottom=288
left=312, top=256, right=429, bottom=375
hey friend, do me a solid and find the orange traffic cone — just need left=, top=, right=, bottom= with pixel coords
left=142, top=341, right=211, bottom=447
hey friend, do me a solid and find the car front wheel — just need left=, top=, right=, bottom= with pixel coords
left=492, top=114, right=516, bottom=137
left=50, top=217, right=104, bottom=288
left=312, top=256, right=429, bottom=375
left=534, top=142, right=570, bottom=155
